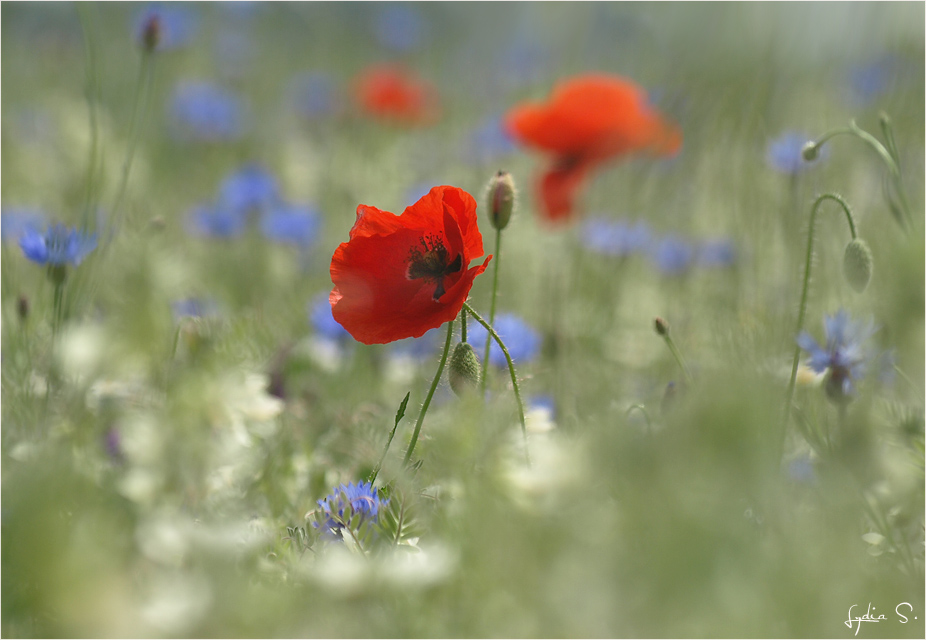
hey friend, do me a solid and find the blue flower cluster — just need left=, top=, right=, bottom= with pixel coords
left=797, top=309, right=877, bottom=402
left=186, top=164, right=320, bottom=248
left=313, top=481, right=387, bottom=540
left=581, top=217, right=737, bottom=275
left=2, top=208, right=45, bottom=242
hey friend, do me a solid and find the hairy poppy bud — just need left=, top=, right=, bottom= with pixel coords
left=449, top=342, right=481, bottom=396
left=801, top=141, right=820, bottom=162
left=486, top=170, right=516, bottom=230
left=843, top=238, right=873, bottom=293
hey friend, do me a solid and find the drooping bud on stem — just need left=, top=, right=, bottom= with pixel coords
left=801, top=141, right=820, bottom=162
left=486, top=170, right=516, bottom=231
left=449, top=342, right=481, bottom=397
left=843, top=238, right=873, bottom=293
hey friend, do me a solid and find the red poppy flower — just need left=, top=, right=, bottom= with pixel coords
left=505, top=74, right=682, bottom=223
left=330, top=186, right=491, bottom=345
left=353, top=64, right=441, bottom=126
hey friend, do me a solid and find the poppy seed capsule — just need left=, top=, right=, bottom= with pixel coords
left=486, top=170, right=516, bottom=230
left=449, top=342, right=481, bottom=396
left=843, top=238, right=873, bottom=293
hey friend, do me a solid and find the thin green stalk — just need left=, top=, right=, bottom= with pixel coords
left=810, top=122, right=911, bottom=230
left=481, top=227, right=502, bottom=395
left=76, top=3, right=103, bottom=233
left=661, top=333, right=693, bottom=385
left=460, top=307, right=468, bottom=343
left=781, top=193, right=858, bottom=457
left=403, top=320, right=454, bottom=467
left=106, top=48, right=156, bottom=242
left=464, top=302, right=530, bottom=465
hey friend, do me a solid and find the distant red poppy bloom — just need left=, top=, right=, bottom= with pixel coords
left=330, top=186, right=491, bottom=344
left=505, top=74, right=682, bottom=223
left=353, top=64, right=440, bottom=126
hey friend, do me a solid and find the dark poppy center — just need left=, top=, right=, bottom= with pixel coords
left=406, top=234, right=463, bottom=301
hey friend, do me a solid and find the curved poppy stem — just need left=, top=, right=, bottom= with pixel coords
left=807, top=121, right=910, bottom=231
left=781, top=193, right=858, bottom=458
left=403, top=319, right=454, bottom=468
left=481, top=227, right=503, bottom=396
left=464, top=302, right=530, bottom=466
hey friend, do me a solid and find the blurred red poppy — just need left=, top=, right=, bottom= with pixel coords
left=330, top=186, right=491, bottom=344
left=353, top=64, right=440, bottom=126
left=505, top=74, right=682, bottom=223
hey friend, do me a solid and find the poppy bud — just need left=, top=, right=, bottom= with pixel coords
left=449, top=342, right=481, bottom=396
left=801, top=141, right=820, bottom=162
left=843, top=238, right=873, bottom=293
left=486, top=170, right=516, bottom=230
left=141, top=14, right=162, bottom=52
left=654, top=316, right=669, bottom=337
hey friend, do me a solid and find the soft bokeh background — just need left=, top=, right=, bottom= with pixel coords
left=2, top=2, right=924, bottom=637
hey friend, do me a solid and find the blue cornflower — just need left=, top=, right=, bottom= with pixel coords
left=170, top=81, right=246, bottom=142
left=185, top=204, right=246, bottom=238
left=696, top=238, right=737, bottom=268
left=260, top=203, right=320, bottom=247
left=846, top=55, right=901, bottom=106
left=2, top=208, right=45, bottom=242
left=797, top=310, right=877, bottom=402
left=133, top=3, right=198, bottom=51
left=374, top=4, right=427, bottom=52
left=650, top=235, right=694, bottom=275
left=18, top=224, right=97, bottom=266
left=766, top=131, right=826, bottom=174
left=308, top=293, right=350, bottom=341
left=218, top=164, right=279, bottom=215
left=467, top=313, right=541, bottom=368
left=289, top=72, right=339, bottom=118
left=313, top=481, right=387, bottom=540
left=581, top=218, right=651, bottom=258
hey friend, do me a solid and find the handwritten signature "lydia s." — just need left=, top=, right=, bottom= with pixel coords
left=844, top=603, right=917, bottom=636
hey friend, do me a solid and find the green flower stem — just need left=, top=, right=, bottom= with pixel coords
left=810, top=122, right=911, bottom=230
left=106, top=46, right=156, bottom=242
left=660, top=333, right=693, bottom=385
left=51, top=278, right=65, bottom=340
left=481, top=227, right=503, bottom=395
left=460, top=307, right=468, bottom=343
left=403, top=320, right=454, bottom=467
left=464, top=302, right=530, bottom=465
left=76, top=3, right=103, bottom=233
left=781, top=193, right=858, bottom=454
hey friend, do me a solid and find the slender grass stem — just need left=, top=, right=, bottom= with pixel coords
left=661, top=333, right=693, bottom=385
left=403, top=320, right=454, bottom=467
left=781, top=193, right=858, bottom=458
left=76, top=3, right=103, bottom=233
left=464, top=302, right=530, bottom=465
left=481, top=227, right=502, bottom=395
left=106, top=48, right=156, bottom=243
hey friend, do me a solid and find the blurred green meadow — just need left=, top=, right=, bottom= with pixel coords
left=2, top=2, right=924, bottom=637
